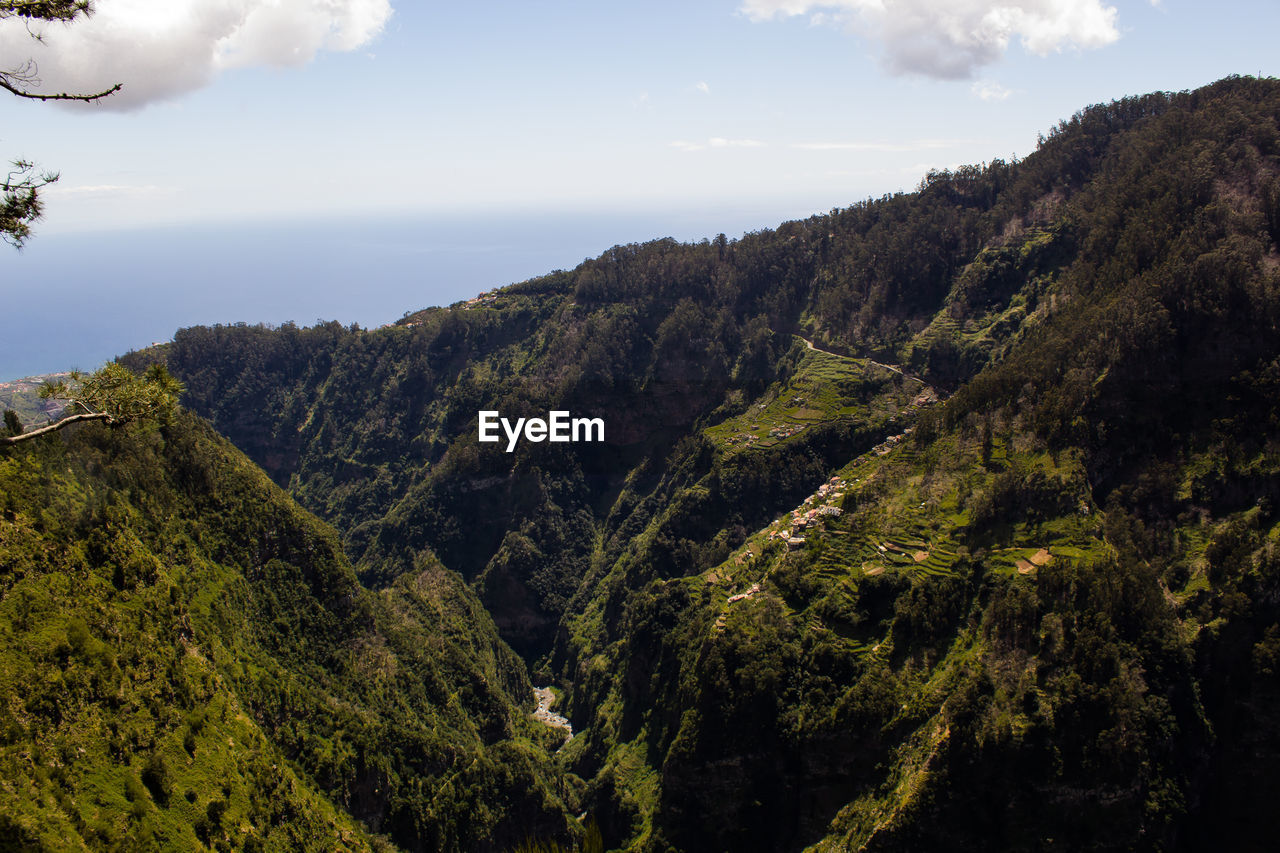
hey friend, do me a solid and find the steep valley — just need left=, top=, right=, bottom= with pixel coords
left=7, top=75, right=1280, bottom=850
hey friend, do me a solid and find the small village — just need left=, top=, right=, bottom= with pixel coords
left=461, top=290, right=500, bottom=309
left=766, top=474, right=848, bottom=550
left=725, top=422, right=808, bottom=447
left=706, top=369, right=959, bottom=633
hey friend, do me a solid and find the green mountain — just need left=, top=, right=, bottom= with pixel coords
left=9, top=74, right=1280, bottom=850
left=0, top=414, right=576, bottom=851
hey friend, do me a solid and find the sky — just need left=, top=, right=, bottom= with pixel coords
left=2, top=0, right=1279, bottom=378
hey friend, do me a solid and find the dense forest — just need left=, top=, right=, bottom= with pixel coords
left=0, top=412, right=578, bottom=850
left=6, top=75, right=1280, bottom=850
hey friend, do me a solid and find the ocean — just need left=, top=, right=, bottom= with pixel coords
left=0, top=207, right=799, bottom=381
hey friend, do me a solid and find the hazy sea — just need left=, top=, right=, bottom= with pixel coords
left=0, top=207, right=795, bottom=381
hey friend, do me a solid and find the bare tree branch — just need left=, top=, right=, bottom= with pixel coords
left=0, top=57, right=121, bottom=102
left=0, top=72, right=121, bottom=101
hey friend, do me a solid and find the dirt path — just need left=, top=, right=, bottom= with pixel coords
left=799, top=335, right=905, bottom=376
left=799, top=335, right=845, bottom=358
left=867, top=358, right=904, bottom=375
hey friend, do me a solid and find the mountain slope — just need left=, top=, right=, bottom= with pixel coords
left=130, top=75, right=1280, bottom=850
left=0, top=414, right=577, bottom=851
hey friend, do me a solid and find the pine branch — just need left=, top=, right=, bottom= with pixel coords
left=0, top=2, right=92, bottom=24
left=0, top=410, right=113, bottom=445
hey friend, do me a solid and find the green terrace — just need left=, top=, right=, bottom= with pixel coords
left=698, top=427, right=1112, bottom=653
left=703, top=340, right=921, bottom=456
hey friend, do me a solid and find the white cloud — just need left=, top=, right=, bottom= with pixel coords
left=696, top=80, right=711, bottom=94
left=740, top=0, right=1119, bottom=79
left=0, top=0, right=392, bottom=110
left=671, top=137, right=767, bottom=152
left=46, top=183, right=172, bottom=195
left=971, top=79, right=1012, bottom=100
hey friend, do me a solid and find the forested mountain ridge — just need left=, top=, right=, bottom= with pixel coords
left=88, top=74, right=1280, bottom=849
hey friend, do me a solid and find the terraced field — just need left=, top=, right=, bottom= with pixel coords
left=805, top=500, right=963, bottom=582
left=701, top=414, right=1114, bottom=663
left=696, top=334, right=1112, bottom=676
left=704, top=340, right=919, bottom=455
